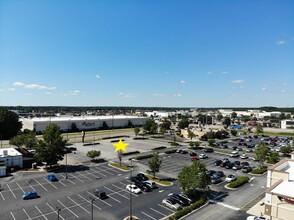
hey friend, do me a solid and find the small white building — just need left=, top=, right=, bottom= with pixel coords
left=145, top=111, right=171, bottom=118
left=281, top=120, right=294, bottom=129
left=0, top=148, right=23, bottom=169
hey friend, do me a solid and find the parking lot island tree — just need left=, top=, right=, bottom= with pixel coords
left=144, top=119, right=158, bottom=134
left=86, top=150, right=101, bottom=162
left=134, top=127, right=140, bottom=137
left=255, top=143, right=269, bottom=167
left=148, top=152, right=162, bottom=178
left=208, top=139, right=215, bottom=146
left=187, top=129, right=196, bottom=141
left=0, top=108, right=22, bottom=140
left=178, top=116, right=189, bottom=129
left=159, top=118, right=171, bottom=133
left=34, top=124, right=67, bottom=166
left=255, top=123, right=263, bottom=134
left=178, top=161, right=210, bottom=194
left=9, top=130, right=37, bottom=149
left=117, top=150, right=123, bottom=166
left=223, top=117, right=231, bottom=128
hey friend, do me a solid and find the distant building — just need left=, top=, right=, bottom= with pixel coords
left=21, top=115, right=148, bottom=133
left=0, top=148, right=23, bottom=170
left=145, top=111, right=171, bottom=118
left=281, top=120, right=294, bottom=129
left=263, top=153, right=294, bottom=219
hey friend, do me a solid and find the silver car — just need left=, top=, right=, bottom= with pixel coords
left=162, top=198, right=182, bottom=210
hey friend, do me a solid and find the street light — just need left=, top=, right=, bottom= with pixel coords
left=129, top=159, right=133, bottom=220
left=90, top=197, right=95, bottom=220
left=56, top=207, right=61, bottom=220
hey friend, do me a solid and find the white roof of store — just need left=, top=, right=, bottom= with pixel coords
left=0, top=148, right=22, bottom=157
left=21, top=115, right=147, bottom=122
left=271, top=181, right=294, bottom=198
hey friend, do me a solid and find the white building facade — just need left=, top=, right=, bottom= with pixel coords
left=281, top=120, right=294, bottom=129
left=0, top=148, right=23, bottom=169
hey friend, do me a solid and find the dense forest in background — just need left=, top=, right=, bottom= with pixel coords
left=0, top=106, right=293, bottom=114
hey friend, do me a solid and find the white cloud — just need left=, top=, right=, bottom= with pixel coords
left=239, top=86, right=244, bottom=89
left=276, top=40, right=285, bottom=45
left=231, top=80, right=245, bottom=84
left=262, top=87, right=267, bottom=91
left=13, top=82, right=25, bottom=86
left=173, top=93, right=182, bottom=97
left=95, top=75, right=101, bottom=79
left=7, top=88, right=16, bottom=91
left=222, top=71, right=228, bottom=74
left=282, top=82, right=288, bottom=86
left=44, top=92, right=52, bottom=95
left=207, top=71, right=213, bottom=75
left=152, top=93, right=167, bottom=97
left=281, top=90, right=286, bottom=93
left=70, top=90, right=80, bottom=95
left=0, top=89, right=3, bottom=92
left=25, top=84, right=56, bottom=90
left=180, top=80, right=186, bottom=84
left=119, top=92, right=136, bottom=98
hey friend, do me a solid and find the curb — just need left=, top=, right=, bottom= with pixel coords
left=224, top=183, right=238, bottom=190
left=108, top=163, right=132, bottom=172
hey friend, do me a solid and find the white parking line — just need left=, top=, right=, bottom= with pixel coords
left=35, top=179, right=48, bottom=191
left=158, top=204, right=173, bottom=212
left=150, top=207, right=166, bottom=216
left=23, top=208, right=31, bottom=220
left=112, top=184, right=139, bottom=197
left=57, top=199, right=80, bottom=218
left=16, top=182, right=26, bottom=194
left=35, top=205, right=48, bottom=220
left=0, top=191, right=5, bottom=200
left=76, top=172, right=92, bottom=181
left=46, top=202, right=65, bottom=220
left=84, top=170, right=100, bottom=179
left=141, top=211, right=157, bottom=220
left=88, top=169, right=107, bottom=177
left=216, top=202, right=240, bottom=211
left=10, top=211, right=16, bottom=220
left=67, top=173, right=84, bottom=183
left=103, top=187, right=122, bottom=203
left=59, top=174, right=75, bottom=185
left=68, top=196, right=91, bottom=214
left=77, top=194, right=102, bottom=210
left=43, top=177, right=58, bottom=189
left=26, top=180, right=36, bottom=191
left=94, top=167, right=114, bottom=175
left=7, top=184, right=16, bottom=198
left=86, top=191, right=112, bottom=207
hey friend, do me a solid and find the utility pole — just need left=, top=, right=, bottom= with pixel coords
left=90, top=197, right=95, bottom=220
left=56, top=207, right=61, bottom=220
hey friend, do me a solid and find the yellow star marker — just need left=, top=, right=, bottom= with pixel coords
left=113, top=139, right=129, bottom=152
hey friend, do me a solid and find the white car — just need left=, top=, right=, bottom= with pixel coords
left=143, top=180, right=157, bottom=189
left=230, top=151, right=240, bottom=158
left=225, top=174, right=236, bottom=182
left=240, top=154, right=248, bottom=159
left=126, top=184, right=142, bottom=194
left=199, top=153, right=208, bottom=159
left=246, top=216, right=266, bottom=220
left=162, top=198, right=182, bottom=210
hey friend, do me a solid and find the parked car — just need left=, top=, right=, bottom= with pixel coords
left=225, top=162, right=233, bottom=169
left=177, top=149, right=188, bottom=154
left=162, top=198, right=182, bottom=210
left=191, top=156, right=199, bottom=161
left=178, top=193, right=192, bottom=204
left=246, top=216, right=266, bottom=220
left=232, top=161, right=241, bottom=170
left=130, top=176, right=141, bottom=184
left=137, top=173, right=149, bottom=181
left=225, top=174, right=236, bottom=182
left=230, top=151, right=240, bottom=157
left=206, top=170, right=216, bottom=176
left=241, top=161, right=249, bottom=167
left=199, top=153, right=208, bottom=159
left=126, top=184, right=142, bottom=194
left=168, top=193, right=191, bottom=206
left=214, top=160, right=222, bottom=166
left=204, top=148, right=214, bottom=153
left=240, top=154, right=249, bottom=159
left=213, top=171, right=225, bottom=178
left=189, top=152, right=197, bottom=156
left=143, top=180, right=157, bottom=189
left=47, top=174, right=58, bottom=182
left=222, top=144, right=228, bottom=149
left=22, top=191, right=38, bottom=200
left=135, top=181, right=152, bottom=192
left=242, top=166, right=252, bottom=173
left=232, top=146, right=238, bottom=150
left=211, top=176, right=222, bottom=184
left=94, top=189, right=107, bottom=199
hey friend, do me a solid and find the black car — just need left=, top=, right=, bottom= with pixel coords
left=181, top=150, right=188, bottom=154
left=214, top=171, right=225, bottom=177
left=211, top=176, right=222, bottom=184
left=94, top=189, right=107, bottom=199
left=206, top=170, right=216, bottom=176
left=190, top=152, right=197, bottom=156
left=232, top=146, right=238, bottom=150
left=168, top=193, right=190, bottom=206
left=214, top=160, right=222, bottom=166
left=130, top=176, right=141, bottom=184
left=242, top=166, right=252, bottom=173
left=137, top=173, right=149, bottom=181
left=225, top=162, right=233, bottom=169
left=222, top=144, right=228, bottom=149
left=135, top=181, right=152, bottom=192
left=204, top=148, right=214, bottom=153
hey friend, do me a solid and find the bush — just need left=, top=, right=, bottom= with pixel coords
left=134, top=154, right=153, bottom=160
left=165, top=149, right=177, bottom=154
left=122, top=151, right=140, bottom=156
left=170, top=142, right=179, bottom=146
left=110, top=139, right=125, bottom=143
left=173, top=207, right=191, bottom=219
left=151, top=146, right=167, bottom=150
left=228, top=176, right=249, bottom=188
left=250, top=166, right=267, bottom=174
left=133, top=137, right=147, bottom=140
left=102, top=135, right=130, bottom=140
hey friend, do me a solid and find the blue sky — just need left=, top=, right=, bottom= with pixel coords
left=0, top=0, right=293, bottom=107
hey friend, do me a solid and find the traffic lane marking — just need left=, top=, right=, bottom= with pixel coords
left=92, top=166, right=115, bottom=175
left=104, top=186, right=127, bottom=202
left=84, top=170, right=101, bottom=179
left=149, top=207, right=166, bottom=216
left=22, top=208, right=31, bottom=220
left=88, top=168, right=107, bottom=177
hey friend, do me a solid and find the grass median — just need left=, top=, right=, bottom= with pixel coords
left=146, top=174, right=173, bottom=186
left=109, top=162, right=131, bottom=171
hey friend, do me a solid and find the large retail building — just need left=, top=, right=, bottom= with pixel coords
left=21, top=115, right=148, bottom=133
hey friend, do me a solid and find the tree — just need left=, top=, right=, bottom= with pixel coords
left=223, top=117, right=231, bottom=127
left=10, top=131, right=37, bottom=149
left=187, top=129, right=196, bottom=141
left=134, top=127, right=140, bottom=137
left=159, top=119, right=171, bottom=133
left=102, top=121, right=109, bottom=130
left=87, top=150, right=101, bottom=161
left=216, top=114, right=223, bottom=121
left=0, top=108, right=22, bottom=140
left=231, top=111, right=237, bottom=119
left=255, top=143, right=269, bottom=167
left=267, top=152, right=280, bottom=164
left=148, top=152, right=162, bottom=178
left=280, top=146, right=292, bottom=156
left=231, top=130, right=238, bottom=136
left=144, top=119, right=158, bottom=133
left=117, top=150, right=123, bottom=166
left=208, top=139, right=215, bottom=146
left=9, top=135, right=25, bottom=147
left=178, top=161, right=210, bottom=194
left=71, top=123, right=79, bottom=132
left=34, top=124, right=67, bottom=166
left=255, top=123, right=263, bottom=134
left=178, top=117, right=189, bottom=129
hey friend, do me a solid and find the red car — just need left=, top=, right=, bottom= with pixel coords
left=191, top=156, right=199, bottom=161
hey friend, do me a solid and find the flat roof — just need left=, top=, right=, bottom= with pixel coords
left=271, top=181, right=294, bottom=199
left=21, top=115, right=148, bottom=122
left=0, top=148, right=22, bottom=157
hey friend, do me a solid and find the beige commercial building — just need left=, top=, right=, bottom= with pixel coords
left=263, top=152, right=294, bottom=220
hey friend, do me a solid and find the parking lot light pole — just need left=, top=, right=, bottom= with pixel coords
left=65, top=151, right=68, bottom=179
left=129, top=159, right=133, bottom=220
left=90, top=197, right=95, bottom=220
left=56, top=207, right=61, bottom=220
